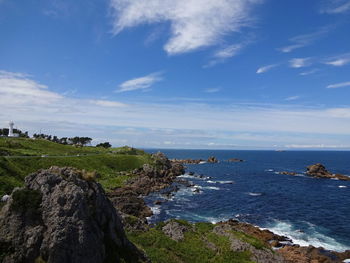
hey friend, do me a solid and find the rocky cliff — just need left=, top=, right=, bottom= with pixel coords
left=0, top=166, right=147, bottom=263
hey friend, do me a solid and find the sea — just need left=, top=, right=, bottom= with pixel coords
left=144, top=149, right=350, bottom=252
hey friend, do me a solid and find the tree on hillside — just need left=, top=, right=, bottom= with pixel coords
left=96, top=142, right=112, bottom=148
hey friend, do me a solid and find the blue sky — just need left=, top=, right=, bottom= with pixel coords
left=0, top=0, right=350, bottom=149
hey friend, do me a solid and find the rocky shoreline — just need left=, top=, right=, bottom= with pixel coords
left=1, top=152, right=349, bottom=263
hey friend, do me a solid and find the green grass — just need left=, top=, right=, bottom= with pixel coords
left=230, top=231, right=267, bottom=250
left=127, top=222, right=255, bottom=263
left=0, top=137, right=153, bottom=196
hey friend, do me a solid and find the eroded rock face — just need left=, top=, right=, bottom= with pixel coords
left=0, top=166, right=146, bottom=263
left=306, top=163, right=350, bottom=181
left=109, top=152, right=185, bottom=226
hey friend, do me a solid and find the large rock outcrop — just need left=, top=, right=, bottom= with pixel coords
left=306, top=163, right=350, bottom=181
left=0, top=167, right=146, bottom=263
left=109, top=152, right=185, bottom=226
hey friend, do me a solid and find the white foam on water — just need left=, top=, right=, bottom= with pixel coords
left=343, top=259, right=350, bottom=263
left=248, top=192, right=263, bottom=196
left=199, top=161, right=207, bottom=164
left=150, top=205, right=161, bottom=215
left=266, top=169, right=274, bottom=172
left=178, top=174, right=196, bottom=179
left=264, top=220, right=350, bottom=252
left=202, top=186, right=220, bottom=190
left=339, top=185, right=347, bottom=188
left=207, top=180, right=217, bottom=184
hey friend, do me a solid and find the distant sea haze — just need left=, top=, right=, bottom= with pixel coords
left=145, top=149, right=350, bottom=252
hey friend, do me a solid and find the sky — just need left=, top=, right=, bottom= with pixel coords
left=0, top=0, right=350, bottom=149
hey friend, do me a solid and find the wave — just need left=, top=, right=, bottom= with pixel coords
left=202, top=186, right=220, bottom=190
left=263, top=220, right=350, bottom=252
left=206, top=180, right=234, bottom=184
left=248, top=192, right=263, bottom=196
left=339, top=185, right=347, bottom=188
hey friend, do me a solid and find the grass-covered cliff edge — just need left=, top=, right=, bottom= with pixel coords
left=0, top=137, right=152, bottom=196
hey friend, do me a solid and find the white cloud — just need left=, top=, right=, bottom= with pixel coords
left=2, top=70, right=350, bottom=149
left=321, top=0, right=350, bottom=14
left=116, top=72, right=163, bottom=93
left=299, top=69, right=319, bottom=76
left=324, top=53, right=350, bottom=67
left=326, top=81, right=350, bottom=89
left=204, top=88, right=221, bottom=93
left=278, top=27, right=330, bottom=53
left=256, top=64, right=278, bottom=74
left=109, top=0, right=261, bottom=55
left=289, top=58, right=312, bottom=68
left=285, top=96, right=300, bottom=101
left=0, top=70, right=63, bottom=104
left=90, top=100, right=127, bottom=107
left=204, top=43, right=248, bottom=67
left=213, top=44, right=244, bottom=59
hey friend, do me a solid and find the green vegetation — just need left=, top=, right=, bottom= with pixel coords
left=127, top=222, right=255, bottom=263
left=230, top=230, right=267, bottom=250
left=0, top=137, right=153, bottom=196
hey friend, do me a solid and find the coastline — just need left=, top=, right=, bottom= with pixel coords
left=126, top=153, right=350, bottom=262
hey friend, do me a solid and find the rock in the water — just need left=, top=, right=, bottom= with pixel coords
left=207, top=156, right=219, bottom=163
left=0, top=166, right=146, bottom=263
left=227, top=158, right=244, bottom=162
left=306, top=163, right=350, bottom=181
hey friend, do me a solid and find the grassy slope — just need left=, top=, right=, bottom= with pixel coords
left=127, top=221, right=256, bottom=263
left=0, top=137, right=152, bottom=196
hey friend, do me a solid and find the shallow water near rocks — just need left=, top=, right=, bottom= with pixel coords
left=144, top=149, right=350, bottom=252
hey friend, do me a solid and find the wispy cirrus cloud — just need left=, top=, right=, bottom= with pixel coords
left=299, top=68, right=319, bottom=76
left=204, top=87, right=221, bottom=93
left=321, top=0, right=350, bottom=14
left=323, top=53, right=350, bottom=67
left=289, top=58, right=312, bottom=68
left=205, top=43, right=246, bottom=67
left=109, top=0, right=262, bottom=55
left=256, top=64, right=278, bottom=74
left=326, top=81, right=350, bottom=89
left=278, top=27, right=330, bottom=53
left=116, top=72, right=163, bottom=93
left=285, top=96, right=300, bottom=101
left=0, top=70, right=62, bottom=104
left=90, top=100, right=127, bottom=107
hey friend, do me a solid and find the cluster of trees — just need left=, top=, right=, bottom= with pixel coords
left=0, top=128, right=29, bottom=138
left=32, top=134, right=92, bottom=146
left=96, top=142, right=112, bottom=148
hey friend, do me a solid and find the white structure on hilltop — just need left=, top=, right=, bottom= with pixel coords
left=8, top=121, right=14, bottom=137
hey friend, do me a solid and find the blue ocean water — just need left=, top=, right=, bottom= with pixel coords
left=144, top=150, right=350, bottom=252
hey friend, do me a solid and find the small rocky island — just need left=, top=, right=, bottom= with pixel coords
left=306, top=163, right=350, bottom=181
left=278, top=163, right=350, bottom=181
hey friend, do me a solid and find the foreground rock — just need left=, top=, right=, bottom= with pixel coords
left=0, top=167, right=146, bottom=263
left=307, top=163, right=350, bottom=181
